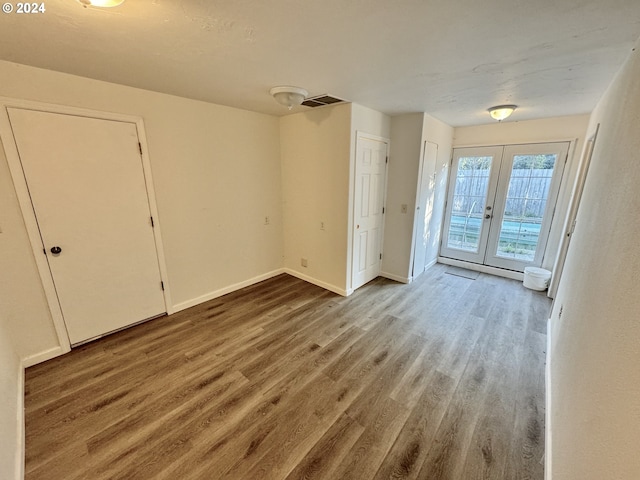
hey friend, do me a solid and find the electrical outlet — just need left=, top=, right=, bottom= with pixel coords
left=558, top=305, right=563, bottom=319
left=320, top=221, right=325, bottom=230
left=264, top=216, right=270, bottom=225
left=301, top=258, right=308, bottom=268
left=401, top=204, right=408, bottom=214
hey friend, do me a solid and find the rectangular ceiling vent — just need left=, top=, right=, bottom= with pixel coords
left=301, top=94, right=347, bottom=108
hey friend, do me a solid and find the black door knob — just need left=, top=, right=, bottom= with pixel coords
left=50, top=246, right=62, bottom=255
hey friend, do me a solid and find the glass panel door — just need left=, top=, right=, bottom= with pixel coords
left=441, top=142, right=569, bottom=272
left=485, top=142, right=569, bottom=271
left=440, top=146, right=503, bottom=264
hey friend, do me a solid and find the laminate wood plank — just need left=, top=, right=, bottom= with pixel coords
left=155, top=328, right=366, bottom=480
left=372, top=370, right=457, bottom=480
left=284, top=413, right=365, bottom=480
left=331, top=396, right=411, bottom=480
left=24, top=264, right=550, bottom=480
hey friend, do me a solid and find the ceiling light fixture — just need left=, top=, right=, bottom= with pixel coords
left=78, top=0, right=125, bottom=7
left=488, top=104, right=517, bottom=121
left=270, top=86, right=308, bottom=110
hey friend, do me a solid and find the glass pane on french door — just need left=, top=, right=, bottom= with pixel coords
left=495, top=154, right=558, bottom=262
left=447, top=156, right=490, bottom=252
left=440, top=146, right=503, bottom=264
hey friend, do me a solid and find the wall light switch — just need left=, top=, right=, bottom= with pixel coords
left=401, top=204, right=408, bottom=214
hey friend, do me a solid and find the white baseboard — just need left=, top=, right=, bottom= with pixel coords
left=425, top=258, right=438, bottom=270
left=437, top=257, right=525, bottom=281
left=283, top=269, right=348, bottom=297
left=172, top=268, right=286, bottom=313
left=22, top=345, right=66, bottom=368
left=16, top=361, right=25, bottom=480
left=545, top=317, right=552, bottom=480
left=380, top=271, right=411, bottom=284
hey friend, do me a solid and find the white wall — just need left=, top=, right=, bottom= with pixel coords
left=383, top=114, right=424, bottom=281
left=453, top=115, right=590, bottom=271
left=280, top=104, right=352, bottom=294
left=548, top=42, right=640, bottom=480
left=0, top=317, right=22, bottom=480
left=383, top=113, right=453, bottom=282
left=279, top=103, right=390, bottom=295
left=0, top=60, right=284, bottom=360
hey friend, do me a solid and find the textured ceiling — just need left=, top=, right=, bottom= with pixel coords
left=0, top=0, right=639, bottom=126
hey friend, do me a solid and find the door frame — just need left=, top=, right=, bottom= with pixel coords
left=548, top=126, right=599, bottom=298
left=348, top=131, right=390, bottom=294
left=410, top=140, right=438, bottom=279
left=0, top=97, right=173, bottom=363
left=439, top=139, right=578, bottom=280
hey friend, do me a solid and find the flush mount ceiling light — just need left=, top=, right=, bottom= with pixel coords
left=78, top=0, right=125, bottom=7
left=488, top=104, right=517, bottom=121
left=270, top=86, right=308, bottom=110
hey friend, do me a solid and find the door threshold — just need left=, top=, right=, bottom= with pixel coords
left=437, top=257, right=524, bottom=282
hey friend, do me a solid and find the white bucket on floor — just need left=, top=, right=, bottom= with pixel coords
left=523, top=267, right=551, bottom=291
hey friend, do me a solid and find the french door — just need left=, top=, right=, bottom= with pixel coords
left=441, top=142, right=569, bottom=272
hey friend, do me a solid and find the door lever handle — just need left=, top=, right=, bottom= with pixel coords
left=50, top=246, right=62, bottom=255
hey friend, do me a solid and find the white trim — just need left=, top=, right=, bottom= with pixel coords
left=134, top=122, right=174, bottom=314
left=380, top=272, right=412, bottom=284
left=425, top=258, right=438, bottom=271
left=545, top=317, right=553, bottom=480
left=16, top=362, right=25, bottom=480
left=452, top=138, right=580, bottom=149
left=172, top=269, right=286, bottom=313
left=0, top=96, right=173, bottom=351
left=21, top=346, right=66, bottom=368
left=437, top=257, right=524, bottom=281
left=283, top=269, right=348, bottom=297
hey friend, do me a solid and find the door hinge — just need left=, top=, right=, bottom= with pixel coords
left=379, top=253, right=383, bottom=260
left=150, top=216, right=155, bottom=227
left=386, top=156, right=388, bottom=164
left=382, top=207, right=385, bottom=214
left=138, top=142, right=143, bottom=155
left=43, top=248, right=46, bottom=255
left=161, top=281, right=165, bottom=291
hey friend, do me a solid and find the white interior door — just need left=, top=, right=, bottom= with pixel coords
left=352, top=134, right=388, bottom=290
left=412, top=141, right=438, bottom=278
left=8, top=108, right=166, bottom=345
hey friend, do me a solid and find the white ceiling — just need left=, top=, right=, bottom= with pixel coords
left=0, top=0, right=639, bottom=126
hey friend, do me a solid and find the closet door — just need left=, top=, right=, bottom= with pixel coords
left=9, top=108, right=166, bottom=345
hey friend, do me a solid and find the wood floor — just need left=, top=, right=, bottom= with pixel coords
left=24, top=264, right=550, bottom=480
